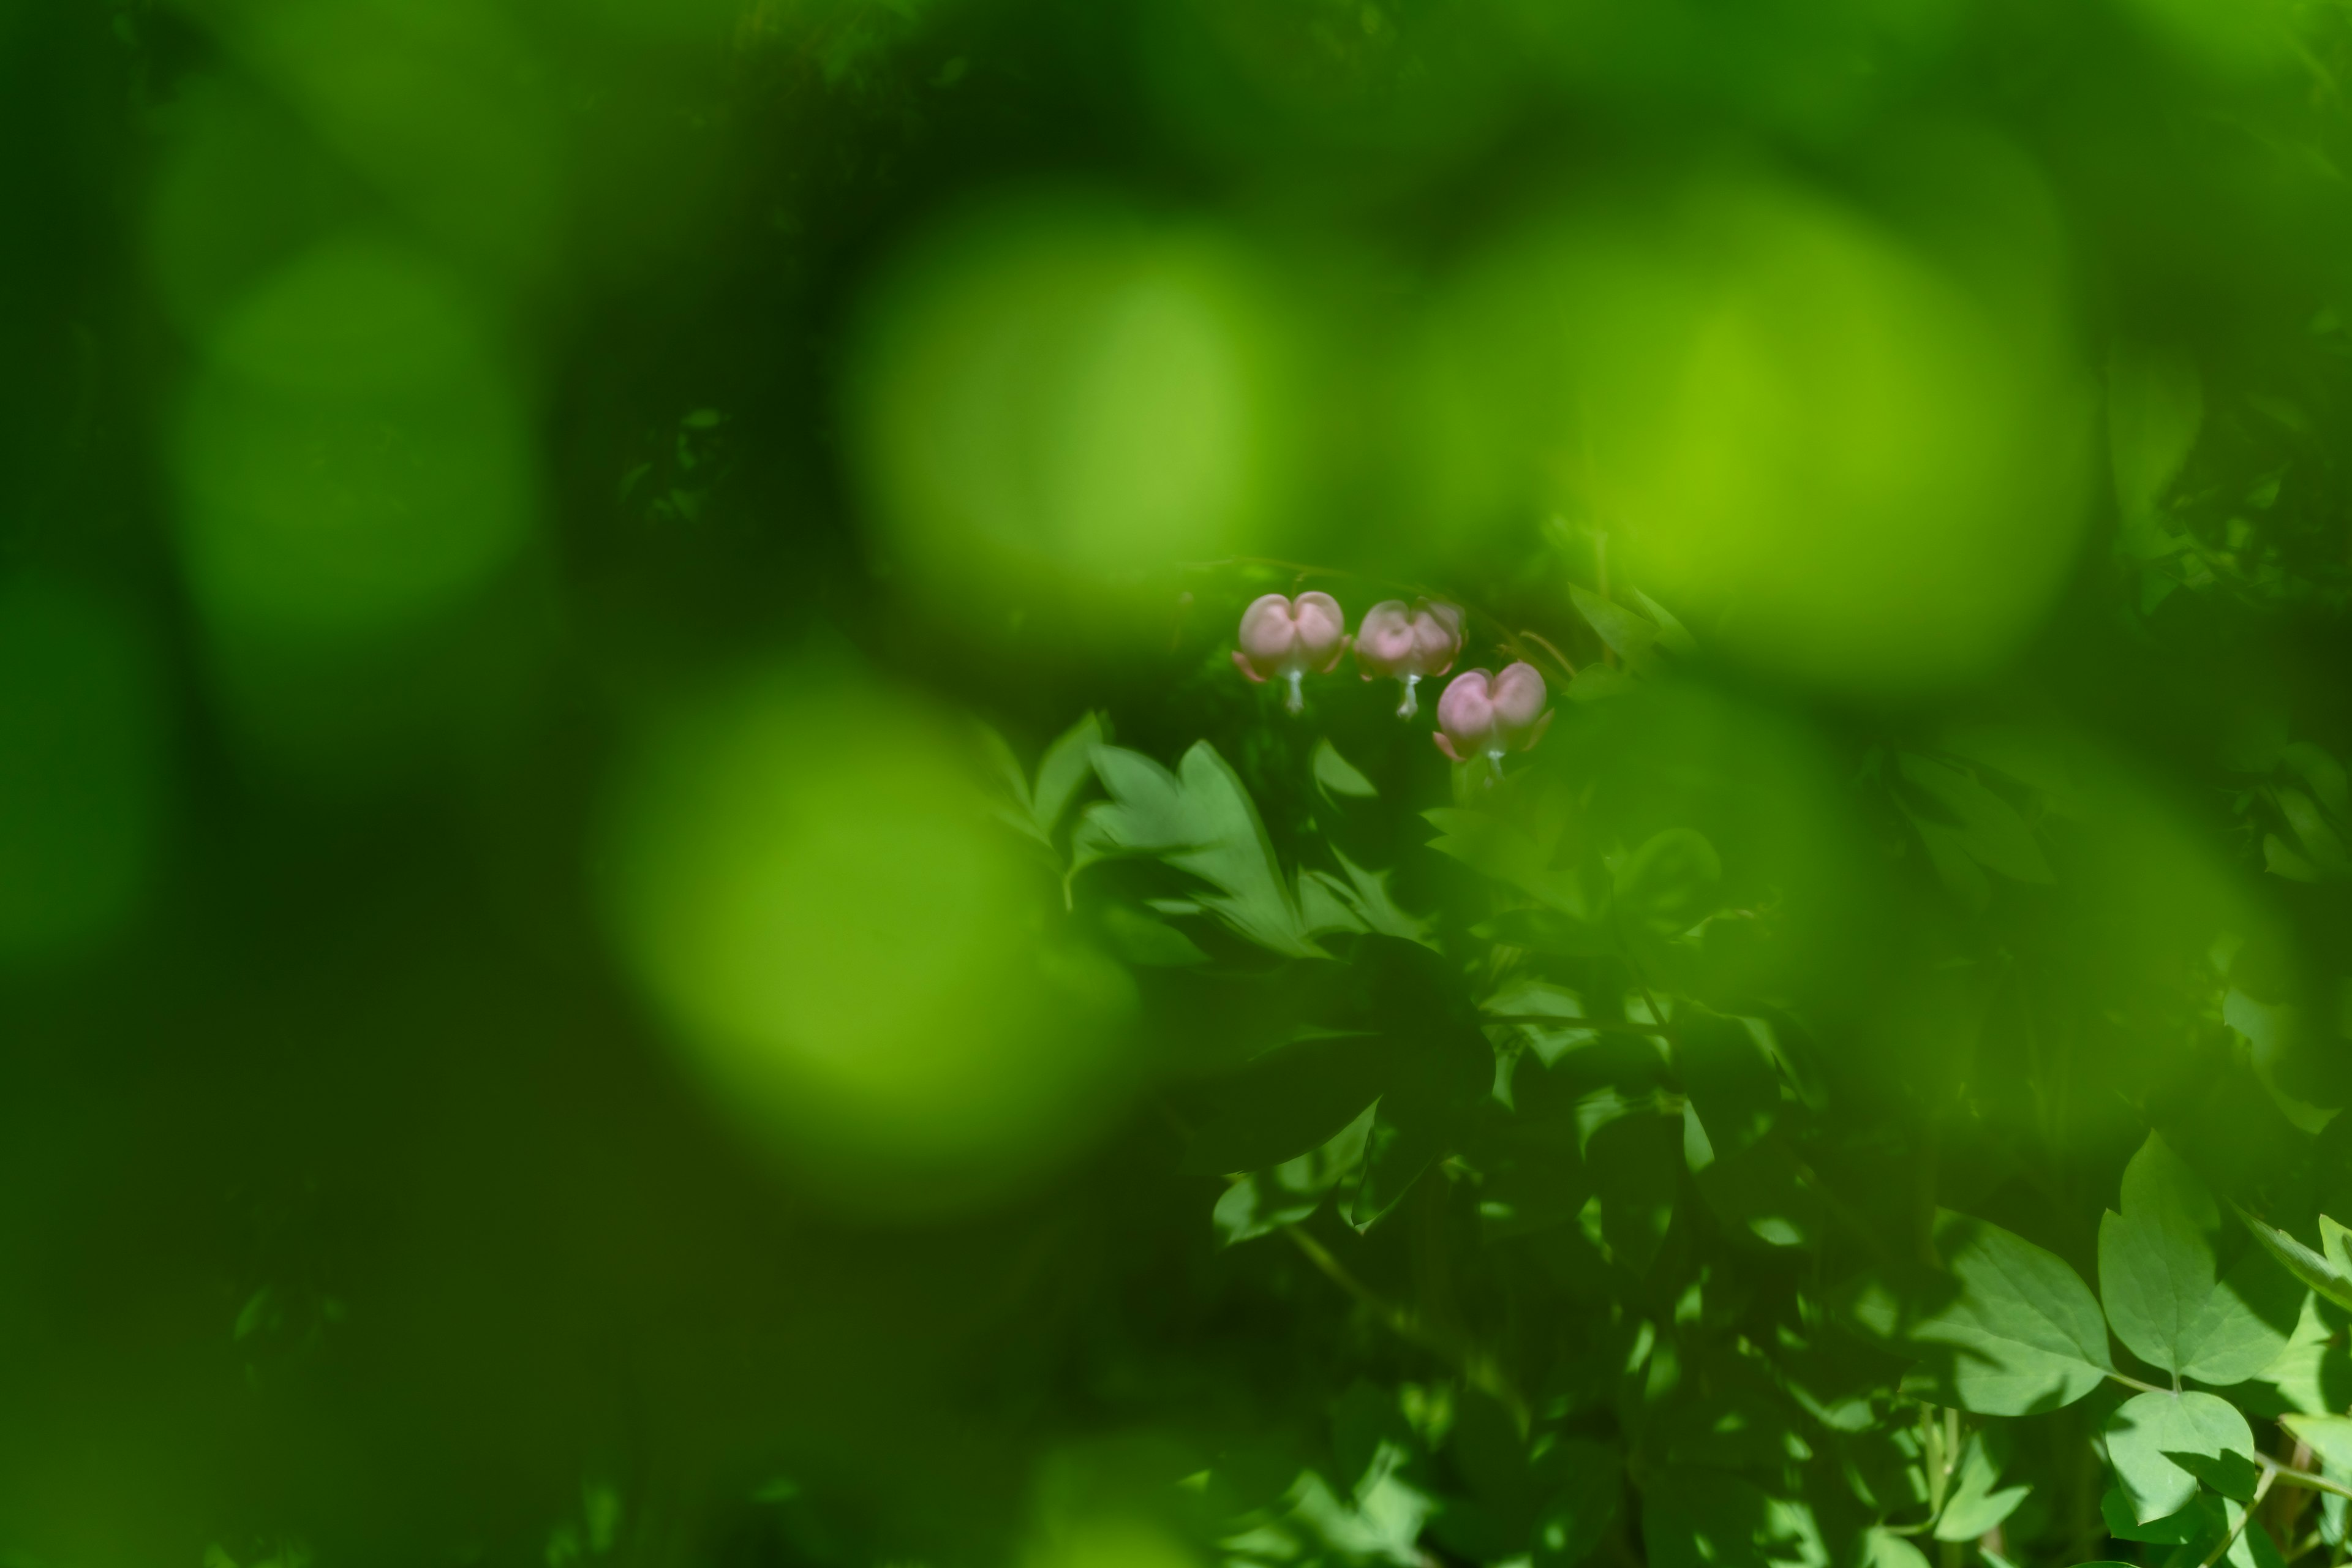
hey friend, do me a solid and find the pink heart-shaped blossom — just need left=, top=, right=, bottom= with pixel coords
left=1234, top=592, right=1348, bottom=712
left=1433, top=662, right=1552, bottom=765
left=1357, top=599, right=1463, bottom=717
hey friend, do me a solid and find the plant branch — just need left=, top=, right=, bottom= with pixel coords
left=2264, top=1455, right=2352, bottom=1504
left=2204, top=1467, right=2280, bottom=1568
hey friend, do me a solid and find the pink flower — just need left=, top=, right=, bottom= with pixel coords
left=1433, top=663, right=1552, bottom=771
left=1355, top=599, right=1463, bottom=717
left=1234, top=592, right=1348, bottom=714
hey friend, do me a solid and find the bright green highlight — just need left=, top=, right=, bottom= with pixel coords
left=605, top=662, right=1137, bottom=1210
left=848, top=192, right=1302, bottom=601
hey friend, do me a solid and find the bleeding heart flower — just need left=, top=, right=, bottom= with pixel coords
left=1355, top=599, right=1463, bottom=718
left=1433, top=662, right=1552, bottom=774
left=1234, top=592, right=1348, bottom=714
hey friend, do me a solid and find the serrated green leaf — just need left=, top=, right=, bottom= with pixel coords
left=1079, top=742, right=1324, bottom=957
left=2105, top=1390, right=2253, bottom=1522
left=1425, top=807, right=1586, bottom=916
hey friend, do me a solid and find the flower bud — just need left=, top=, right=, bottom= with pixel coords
left=1355, top=599, right=1463, bottom=717
left=1433, top=662, right=1553, bottom=772
left=1232, top=592, right=1348, bottom=713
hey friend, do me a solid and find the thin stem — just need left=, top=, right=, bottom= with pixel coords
left=2108, top=1371, right=2169, bottom=1395
left=2265, top=1455, right=2352, bottom=1505
left=2204, top=1468, right=2280, bottom=1568
left=1514, top=629, right=1578, bottom=682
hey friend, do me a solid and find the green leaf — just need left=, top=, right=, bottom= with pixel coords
left=2181, top=1245, right=2305, bottom=1387
left=1898, top=754, right=2054, bottom=884
left=1674, top=1010, right=1779, bottom=1159
left=1031, top=712, right=1107, bottom=837
left=1934, top=1432, right=2028, bottom=1540
left=1099, top=903, right=1210, bottom=967
left=1569, top=585, right=1662, bottom=673
left=2105, top=1390, right=2255, bottom=1523
left=1079, top=742, right=1325, bottom=957
left=1214, top=1106, right=1376, bottom=1246
left=2284, top=1412, right=2352, bottom=1482
left=2234, top=1291, right=2351, bottom=1417
left=1611, top=828, right=1721, bottom=934
left=2099, top=1133, right=2221, bottom=1376
left=2282, top=742, right=2351, bottom=824
left=1305, top=849, right=1435, bottom=949
left=2239, top=1209, right=2352, bottom=1313
left=1627, top=589, right=1697, bottom=655
left=1425, top=807, right=1588, bottom=916
left=2101, top=1487, right=2200, bottom=1544
left=1313, top=738, right=1378, bottom=801
left=1855, top=1210, right=2113, bottom=1415
left=1184, top=1033, right=1389, bottom=1175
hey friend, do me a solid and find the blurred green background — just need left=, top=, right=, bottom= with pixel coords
left=7, top=0, right=2352, bottom=1562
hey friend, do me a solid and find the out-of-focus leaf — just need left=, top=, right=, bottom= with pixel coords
left=1313, top=738, right=1378, bottom=801
left=1568, top=585, right=1660, bottom=673
left=2109, top=342, right=2203, bottom=536
left=1032, top=712, right=1108, bottom=837
left=2283, top=742, right=2351, bottom=824
left=1303, top=849, right=1434, bottom=948
left=1627, top=589, right=1697, bottom=656
left=1898, top=753, right=2054, bottom=884
left=1426, top=807, right=1586, bottom=916
left=1564, top=665, right=1637, bottom=703
left=1585, top=1109, right=1678, bottom=1274
left=1528, top=1438, right=1619, bottom=1568
left=1184, top=1032, right=1389, bottom=1175
left=1611, top=827, right=1721, bottom=933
